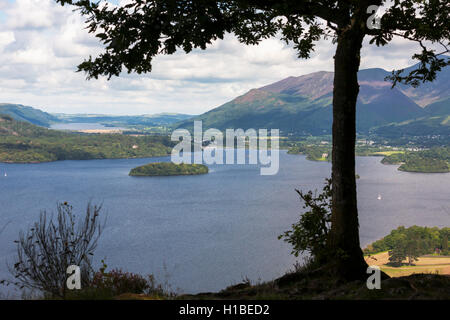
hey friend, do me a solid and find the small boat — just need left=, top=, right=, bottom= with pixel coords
left=377, top=194, right=382, bottom=200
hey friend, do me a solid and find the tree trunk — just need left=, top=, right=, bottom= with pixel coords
left=328, top=23, right=368, bottom=281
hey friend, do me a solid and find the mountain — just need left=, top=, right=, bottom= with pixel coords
left=424, top=98, right=450, bottom=116
left=396, top=62, right=450, bottom=107
left=0, top=103, right=59, bottom=127
left=0, top=103, right=194, bottom=128
left=175, top=63, right=449, bottom=135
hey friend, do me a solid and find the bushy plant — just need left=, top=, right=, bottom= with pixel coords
left=67, top=260, right=171, bottom=299
left=93, top=260, right=165, bottom=296
left=279, top=179, right=332, bottom=264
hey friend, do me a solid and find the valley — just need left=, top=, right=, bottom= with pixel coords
left=1, top=61, right=448, bottom=171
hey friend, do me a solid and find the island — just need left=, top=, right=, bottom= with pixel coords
left=129, top=162, right=209, bottom=177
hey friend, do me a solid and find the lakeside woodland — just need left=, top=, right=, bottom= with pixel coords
left=287, top=143, right=450, bottom=173
left=0, top=115, right=174, bottom=163
left=381, top=148, right=450, bottom=173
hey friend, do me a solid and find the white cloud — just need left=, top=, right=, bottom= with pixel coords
left=3, top=0, right=65, bottom=29
left=0, top=31, right=14, bottom=50
left=0, top=0, right=441, bottom=115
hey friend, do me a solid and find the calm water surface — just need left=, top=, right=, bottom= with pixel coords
left=0, top=151, right=448, bottom=296
left=50, top=123, right=126, bottom=131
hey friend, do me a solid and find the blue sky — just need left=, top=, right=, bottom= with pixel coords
left=0, top=0, right=429, bottom=115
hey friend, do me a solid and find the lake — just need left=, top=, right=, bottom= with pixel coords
left=50, top=123, right=126, bottom=131
left=0, top=151, right=449, bottom=296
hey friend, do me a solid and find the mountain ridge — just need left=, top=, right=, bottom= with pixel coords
left=175, top=63, right=449, bottom=135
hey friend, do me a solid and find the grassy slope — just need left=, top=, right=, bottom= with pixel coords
left=175, top=273, right=450, bottom=300
left=374, top=115, right=450, bottom=137
left=0, top=103, right=59, bottom=127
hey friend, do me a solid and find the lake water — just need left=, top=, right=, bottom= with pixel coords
left=50, top=123, right=126, bottom=131
left=0, top=151, right=449, bottom=296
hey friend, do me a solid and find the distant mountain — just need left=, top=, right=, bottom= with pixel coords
left=0, top=103, right=59, bottom=127
left=0, top=103, right=194, bottom=128
left=424, top=98, right=450, bottom=116
left=396, top=62, right=450, bottom=107
left=175, top=63, right=449, bottom=135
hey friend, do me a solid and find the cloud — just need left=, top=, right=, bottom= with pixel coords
left=0, top=0, right=442, bottom=115
left=0, top=31, right=14, bottom=50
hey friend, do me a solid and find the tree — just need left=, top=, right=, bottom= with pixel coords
left=442, top=231, right=449, bottom=255
left=56, top=0, right=449, bottom=281
left=388, top=234, right=407, bottom=266
left=403, top=229, right=422, bottom=265
left=388, top=228, right=424, bottom=266
left=7, top=202, right=104, bottom=299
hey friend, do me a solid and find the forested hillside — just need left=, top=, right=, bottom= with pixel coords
left=0, top=115, right=174, bottom=163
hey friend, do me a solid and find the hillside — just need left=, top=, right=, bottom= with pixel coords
left=0, top=103, right=194, bottom=129
left=0, top=103, right=59, bottom=127
left=425, top=98, right=450, bottom=116
left=373, top=115, right=450, bottom=137
left=0, top=114, right=174, bottom=163
left=175, top=63, right=449, bottom=135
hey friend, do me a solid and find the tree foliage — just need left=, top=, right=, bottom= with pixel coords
left=56, top=0, right=448, bottom=84
left=381, top=147, right=450, bottom=173
left=364, top=225, right=449, bottom=266
left=129, top=162, right=209, bottom=176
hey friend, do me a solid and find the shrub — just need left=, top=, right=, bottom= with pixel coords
left=67, top=260, right=170, bottom=299
left=279, top=179, right=332, bottom=264
left=5, top=202, right=104, bottom=299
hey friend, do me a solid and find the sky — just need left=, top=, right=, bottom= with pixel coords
left=0, top=0, right=429, bottom=115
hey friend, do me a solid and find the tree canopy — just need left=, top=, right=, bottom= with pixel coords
left=57, top=0, right=448, bottom=84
